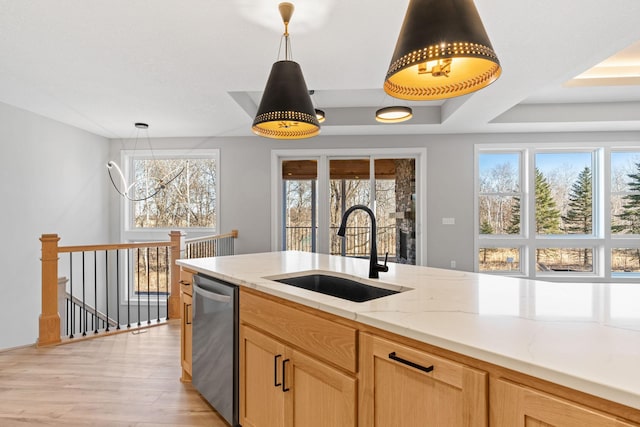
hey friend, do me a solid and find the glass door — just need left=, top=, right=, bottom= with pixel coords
left=279, top=153, right=419, bottom=266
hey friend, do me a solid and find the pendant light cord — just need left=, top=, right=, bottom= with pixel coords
left=277, top=33, right=293, bottom=61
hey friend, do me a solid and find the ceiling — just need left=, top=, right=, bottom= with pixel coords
left=1, top=0, right=639, bottom=139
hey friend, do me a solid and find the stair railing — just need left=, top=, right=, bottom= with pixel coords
left=184, top=229, right=238, bottom=259
left=39, top=230, right=239, bottom=346
left=39, top=231, right=183, bottom=346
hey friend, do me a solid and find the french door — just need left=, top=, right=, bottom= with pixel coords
left=274, top=149, right=425, bottom=266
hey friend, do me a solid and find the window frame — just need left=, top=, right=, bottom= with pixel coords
left=475, top=142, right=640, bottom=282
left=118, top=148, right=220, bottom=303
left=271, top=148, right=428, bottom=266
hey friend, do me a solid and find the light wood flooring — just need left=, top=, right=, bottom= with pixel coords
left=0, top=323, right=228, bottom=426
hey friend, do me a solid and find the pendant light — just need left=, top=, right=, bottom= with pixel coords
left=384, top=0, right=501, bottom=100
left=252, top=2, right=320, bottom=139
left=106, top=123, right=185, bottom=201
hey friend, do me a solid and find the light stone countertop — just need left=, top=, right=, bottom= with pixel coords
left=177, top=251, right=640, bottom=410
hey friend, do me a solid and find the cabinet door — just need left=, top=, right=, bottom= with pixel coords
left=360, top=333, right=487, bottom=427
left=285, top=348, right=357, bottom=427
left=491, top=379, right=638, bottom=427
left=240, top=325, right=286, bottom=427
left=180, top=292, right=193, bottom=380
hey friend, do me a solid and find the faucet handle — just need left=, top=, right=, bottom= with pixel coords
left=378, top=252, right=389, bottom=273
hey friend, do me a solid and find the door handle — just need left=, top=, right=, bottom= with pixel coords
left=274, top=354, right=282, bottom=387
left=282, top=358, right=290, bottom=392
left=388, top=351, right=434, bottom=373
left=193, top=283, right=232, bottom=303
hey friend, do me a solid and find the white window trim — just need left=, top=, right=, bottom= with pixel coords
left=475, top=142, right=640, bottom=282
left=117, top=148, right=220, bottom=304
left=271, top=148, right=428, bottom=266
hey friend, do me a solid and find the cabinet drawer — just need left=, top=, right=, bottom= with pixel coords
left=360, top=333, right=488, bottom=426
left=240, top=290, right=357, bottom=373
left=490, top=378, right=638, bottom=426
left=179, top=268, right=194, bottom=296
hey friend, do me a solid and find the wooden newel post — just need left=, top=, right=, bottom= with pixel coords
left=168, top=230, right=185, bottom=320
left=39, top=234, right=61, bottom=347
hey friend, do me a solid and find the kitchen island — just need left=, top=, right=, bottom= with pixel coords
left=178, top=251, right=640, bottom=426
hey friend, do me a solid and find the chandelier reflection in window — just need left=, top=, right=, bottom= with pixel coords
left=106, top=123, right=185, bottom=201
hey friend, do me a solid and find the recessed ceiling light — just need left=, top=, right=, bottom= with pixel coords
left=375, top=106, right=413, bottom=123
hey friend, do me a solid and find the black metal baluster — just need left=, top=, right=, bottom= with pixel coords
left=105, top=251, right=110, bottom=332
left=94, top=251, right=98, bottom=334
left=147, top=247, right=151, bottom=325
left=156, top=247, right=160, bottom=323
left=137, top=248, right=141, bottom=326
left=116, top=249, right=121, bottom=329
left=82, top=251, right=87, bottom=336
left=165, top=247, right=170, bottom=320
left=66, top=299, right=70, bottom=336
left=127, top=248, right=131, bottom=328
left=69, top=253, right=74, bottom=339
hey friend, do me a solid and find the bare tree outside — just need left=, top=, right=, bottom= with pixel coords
left=133, top=158, right=217, bottom=229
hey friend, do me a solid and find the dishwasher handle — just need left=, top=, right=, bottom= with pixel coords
left=193, top=283, right=232, bottom=303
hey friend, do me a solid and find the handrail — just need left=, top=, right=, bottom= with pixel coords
left=184, top=229, right=238, bottom=244
left=64, top=292, right=118, bottom=327
left=58, top=241, right=173, bottom=253
left=184, top=229, right=238, bottom=259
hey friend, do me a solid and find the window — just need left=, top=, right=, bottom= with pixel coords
left=119, top=150, right=219, bottom=298
left=282, top=160, right=317, bottom=252
left=129, top=156, right=218, bottom=230
left=476, top=143, right=640, bottom=281
left=610, top=150, right=640, bottom=275
left=478, top=152, right=521, bottom=236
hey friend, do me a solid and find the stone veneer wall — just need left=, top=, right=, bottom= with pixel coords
left=395, top=159, right=416, bottom=264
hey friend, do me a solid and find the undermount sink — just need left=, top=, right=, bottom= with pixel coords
left=269, top=272, right=406, bottom=302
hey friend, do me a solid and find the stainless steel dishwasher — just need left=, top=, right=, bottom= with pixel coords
left=192, top=274, right=239, bottom=427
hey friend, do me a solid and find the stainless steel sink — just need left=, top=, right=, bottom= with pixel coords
left=269, top=272, right=406, bottom=302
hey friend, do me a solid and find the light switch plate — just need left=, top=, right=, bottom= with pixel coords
left=442, top=217, right=455, bottom=225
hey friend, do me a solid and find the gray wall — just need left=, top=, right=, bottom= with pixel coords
left=2, top=112, right=637, bottom=350
left=0, top=101, right=110, bottom=350
left=108, top=131, right=640, bottom=273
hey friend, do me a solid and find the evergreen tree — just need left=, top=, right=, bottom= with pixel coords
left=506, top=196, right=520, bottom=234
left=480, top=220, right=494, bottom=235
left=613, top=162, right=640, bottom=234
left=563, top=167, right=592, bottom=265
left=535, top=168, right=561, bottom=235
left=563, top=166, right=592, bottom=234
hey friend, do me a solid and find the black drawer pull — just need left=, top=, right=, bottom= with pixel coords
left=274, top=354, right=282, bottom=387
left=388, top=352, right=434, bottom=373
left=282, top=358, right=290, bottom=392
left=179, top=280, right=191, bottom=286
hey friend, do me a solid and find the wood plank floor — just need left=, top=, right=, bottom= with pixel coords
left=0, top=323, right=228, bottom=426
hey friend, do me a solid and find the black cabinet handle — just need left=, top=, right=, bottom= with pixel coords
left=179, top=280, right=191, bottom=286
left=185, top=304, right=192, bottom=325
left=282, top=358, right=290, bottom=392
left=388, top=351, right=434, bottom=373
left=274, top=354, right=282, bottom=387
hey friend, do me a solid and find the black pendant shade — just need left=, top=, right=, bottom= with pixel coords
left=252, top=60, right=320, bottom=139
left=385, top=0, right=501, bottom=100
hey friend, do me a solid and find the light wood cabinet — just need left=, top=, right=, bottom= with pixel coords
left=240, top=290, right=357, bottom=427
left=490, top=378, right=638, bottom=427
left=240, top=325, right=285, bottom=427
left=240, top=325, right=356, bottom=427
left=179, top=268, right=194, bottom=382
left=359, top=333, right=488, bottom=427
